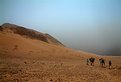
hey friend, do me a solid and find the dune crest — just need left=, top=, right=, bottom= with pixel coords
left=0, top=23, right=64, bottom=46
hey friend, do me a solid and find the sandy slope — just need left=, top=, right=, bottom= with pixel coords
left=0, top=23, right=64, bottom=47
left=0, top=32, right=121, bottom=82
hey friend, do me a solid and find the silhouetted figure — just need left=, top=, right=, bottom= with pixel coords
left=99, top=58, right=105, bottom=67
left=89, top=57, right=95, bottom=66
left=109, top=60, right=112, bottom=69
left=86, top=59, right=89, bottom=65
left=99, top=58, right=102, bottom=66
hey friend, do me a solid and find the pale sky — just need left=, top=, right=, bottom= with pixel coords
left=0, top=0, right=121, bottom=55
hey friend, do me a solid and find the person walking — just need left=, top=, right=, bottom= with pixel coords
left=86, top=59, right=89, bottom=65
left=89, top=57, right=95, bottom=66
left=109, top=60, right=112, bottom=69
left=99, top=58, right=105, bottom=67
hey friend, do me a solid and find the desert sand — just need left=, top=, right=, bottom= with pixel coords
left=0, top=24, right=121, bottom=82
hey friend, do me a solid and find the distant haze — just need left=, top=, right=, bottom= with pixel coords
left=0, top=0, right=121, bottom=56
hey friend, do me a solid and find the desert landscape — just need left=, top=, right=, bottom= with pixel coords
left=0, top=23, right=121, bottom=82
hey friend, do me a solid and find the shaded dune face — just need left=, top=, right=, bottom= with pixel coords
left=0, top=23, right=64, bottom=46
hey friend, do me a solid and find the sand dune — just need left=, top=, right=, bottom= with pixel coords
left=0, top=24, right=121, bottom=82
left=0, top=23, right=64, bottom=46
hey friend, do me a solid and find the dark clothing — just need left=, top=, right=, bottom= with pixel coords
left=89, top=57, right=95, bottom=66
left=109, top=61, right=112, bottom=66
left=102, top=59, right=105, bottom=64
left=87, top=59, right=89, bottom=65
left=99, top=58, right=105, bottom=67
left=109, top=60, right=112, bottom=69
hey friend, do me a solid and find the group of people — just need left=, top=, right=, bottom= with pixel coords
left=86, top=57, right=112, bottom=69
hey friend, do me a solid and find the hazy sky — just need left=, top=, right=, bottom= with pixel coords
left=0, top=0, right=121, bottom=55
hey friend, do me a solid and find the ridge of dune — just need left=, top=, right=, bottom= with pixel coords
left=0, top=23, right=64, bottom=46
